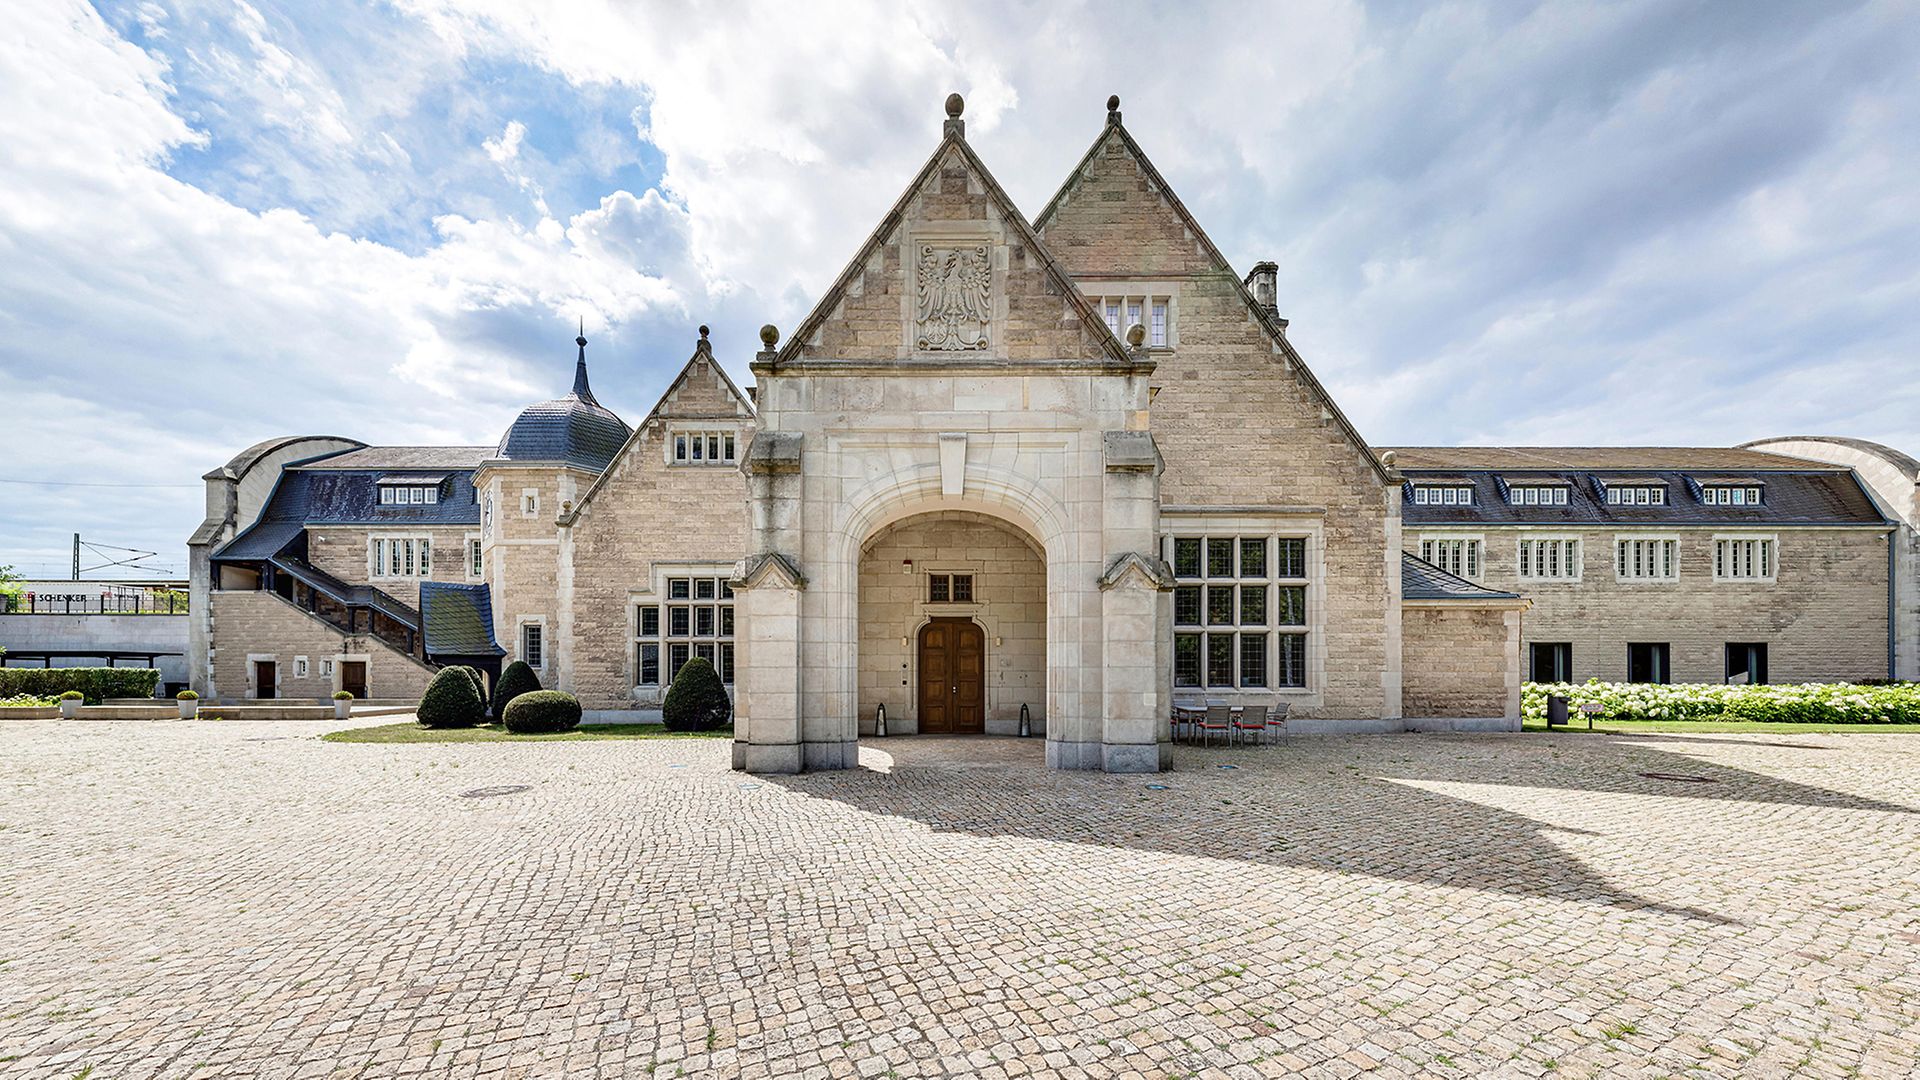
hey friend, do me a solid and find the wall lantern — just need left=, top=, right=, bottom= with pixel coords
left=902, top=559, right=913, bottom=574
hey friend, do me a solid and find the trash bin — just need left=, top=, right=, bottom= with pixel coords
left=1547, top=694, right=1569, bottom=727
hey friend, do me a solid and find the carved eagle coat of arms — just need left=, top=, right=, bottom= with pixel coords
left=914, top=245, right=991, bottom=351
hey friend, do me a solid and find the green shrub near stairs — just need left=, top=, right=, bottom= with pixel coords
left=491, top=660, right=542, bottom=717
left=661, top=656, right=732, bottom=732
left=416, top=667, right=485, bottom=729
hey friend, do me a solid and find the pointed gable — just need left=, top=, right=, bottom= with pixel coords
left=647, top=328, right=755, bottom=422
left=1037, top=100, right=1390, bottom=486
left=769, top=104, right=1134, bottom=371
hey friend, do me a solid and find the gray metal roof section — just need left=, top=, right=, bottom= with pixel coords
left=494, top=331, right=631, bottom=472
left=1738, top=436, right=1920, bottom=479
left=1401, top=552, right=1521, bottom=601
left=300, top=446, right=492, bottom=470
left=1386, top=446, right=1846, bottom=472
left=213, top=464, right=481, bottom=561
left=419, top=581, right=505, bottom=657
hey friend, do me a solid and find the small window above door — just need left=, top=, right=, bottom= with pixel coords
left=928, top=573, right=974, bottom=603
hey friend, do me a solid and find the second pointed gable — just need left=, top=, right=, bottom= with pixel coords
left=775, top=138, right=1132, bottom=369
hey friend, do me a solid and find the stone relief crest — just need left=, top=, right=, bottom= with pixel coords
left=914, top=244, right=991, bottom=351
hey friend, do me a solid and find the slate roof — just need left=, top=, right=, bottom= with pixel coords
left=1386, top=446, right=1837, bottom=472
left=299, top=446, right=491, bottom=470
left=1401, top=552, right=1521, bottom=601
left=212, top=461, right=481, bottom=562
left=418, top=582, right=504, bottom=657
left=1386, top=445, right=1890, bottom=527
left=494, top=337, right=631, bottom=472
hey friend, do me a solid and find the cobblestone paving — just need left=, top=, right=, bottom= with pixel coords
left=2, top=722, right=1918, bottom=1078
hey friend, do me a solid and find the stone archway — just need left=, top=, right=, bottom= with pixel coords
left=857, top=510, right=1048, bottom=737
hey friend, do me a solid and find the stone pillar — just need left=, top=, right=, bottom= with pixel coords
left=1096, top=430, right=1172, bottom=773
left=731, top=553, right=806, bottom=774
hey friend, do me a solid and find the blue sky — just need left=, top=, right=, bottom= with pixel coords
left=1, top=0, right=1916, bottom=579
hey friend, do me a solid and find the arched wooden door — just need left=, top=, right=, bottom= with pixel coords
left=918, top=618, right=985, bottom=734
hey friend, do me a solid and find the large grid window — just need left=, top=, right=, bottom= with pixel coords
left=369, top=536, right=432, bottom=578
left=1518, top=538, right=1580, bottom=580
left=1714, top=537, right=1774, bottom=580
left=1170, top=534, right=1308, bottom=690
left=1419, top=537, right=1481, bottom=579
left=635, top=575, right=735, bottom=687
left=1616, top=538, right=1678, bottom=580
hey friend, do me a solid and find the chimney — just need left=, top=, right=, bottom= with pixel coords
left=1244, top=261, right=1287, bottom=329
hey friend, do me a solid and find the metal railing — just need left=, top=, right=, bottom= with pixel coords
left=1, top=592, right=190, bottom=615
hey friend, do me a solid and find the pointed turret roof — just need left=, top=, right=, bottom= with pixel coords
left=494, top=325, right=632, bottom=472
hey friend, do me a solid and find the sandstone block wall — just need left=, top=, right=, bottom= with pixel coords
left=208, top=590, right=436, bottom=702
left=1039, top=127, right=1395, bottom=718
left=305, top=525, right=478, bottom=607
left=856, top=512, right=1047, bottom=733
left=1401, top=606, right=1519, bottom=718
left=1404, top=526, right=1890, bottom=682
left=562, top=352, right=753, bottom=710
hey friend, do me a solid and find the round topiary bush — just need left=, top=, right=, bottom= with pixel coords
left=661, top=656, right=731, bottom=732
left=492, top=659, right=542, bottom=717
left=417, top=666, right=485, bottom=729
left=501, top=690, right=581, bottom=734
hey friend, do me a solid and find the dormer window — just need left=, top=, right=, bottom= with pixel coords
left=671, top=430, right=738, bottom=466
left=376, top=478, right=441, bottom=505
left=1604, top=486, right=1666, bottom=506
left=1702, top=486, right=1762, bottom=506
left=1411, top=485, right=1473, bottom=506
left=1508, top=486, right=1568, bottom=506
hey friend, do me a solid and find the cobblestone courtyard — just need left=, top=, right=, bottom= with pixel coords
left=2, top=722, right=1917, bottom=1078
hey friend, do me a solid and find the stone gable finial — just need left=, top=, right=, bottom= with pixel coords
left=757, top=323, right=780, bottom=364
left=696, top=324, right=712, bottom=355
left=943, top=92, right=965, bottom=139
left=1107, top=94, right=1121, bottom=126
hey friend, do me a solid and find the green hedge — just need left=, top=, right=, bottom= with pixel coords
left=0, top=668, right=160, bottom=704
left=1524, top=680, right=1920, bottom=724
left=501, top=690, right=581, bottom=734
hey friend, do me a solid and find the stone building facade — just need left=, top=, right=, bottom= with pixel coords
left=188, top=95, right=1905, bottom=771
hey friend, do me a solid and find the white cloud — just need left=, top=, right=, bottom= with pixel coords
left=1, top=0, right=1916, bottom=579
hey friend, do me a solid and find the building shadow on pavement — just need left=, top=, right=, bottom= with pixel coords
left=763, top=733, right=1917, bottom=926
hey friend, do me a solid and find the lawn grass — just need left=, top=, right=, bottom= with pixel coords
left=1523, top=716, right=1920, bottom=735
left=322, top=722, right=732, bottom=744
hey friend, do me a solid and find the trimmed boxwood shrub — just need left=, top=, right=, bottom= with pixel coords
left=0, top=667, right=160, bottom=703
left=417, top=666, right=486, bottom=729
left=662, top=656, right=732, bottom=732
left=501, top=690, right=581, bottom=734
left=492, top=660, right=542, bottom=717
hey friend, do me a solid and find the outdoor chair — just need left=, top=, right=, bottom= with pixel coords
left=1264, top=701, right=1291, bottom=741
left=1170, top=698, right=1205, bottom=744
left=1231, top=705, right=1267, bottom=746
left=1195, top=703, right=1235, bottom=747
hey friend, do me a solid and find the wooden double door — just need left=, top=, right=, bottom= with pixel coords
left=917, top=618, right=985, bottom=735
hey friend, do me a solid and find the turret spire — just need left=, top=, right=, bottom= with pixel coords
left=572, top=319, right=599, bottom=404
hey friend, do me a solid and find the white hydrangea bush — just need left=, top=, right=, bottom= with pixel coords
left=1522, top=680, right=1920, bottom=724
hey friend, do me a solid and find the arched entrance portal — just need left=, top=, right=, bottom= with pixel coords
left=917, top=618, right=984, bottom=734
left=857, top=510, right=1048, bottom=737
